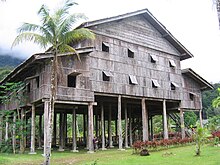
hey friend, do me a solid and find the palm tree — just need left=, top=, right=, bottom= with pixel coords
left=12, top=0, right=95, bottom=164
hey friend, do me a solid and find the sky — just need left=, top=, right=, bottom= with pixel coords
left=0, top=0, right=220, bottom=83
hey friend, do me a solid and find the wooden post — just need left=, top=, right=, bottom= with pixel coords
left=29, top=104, right=36, bottom=154
left=150, top=116, right=153, bottom=140
left=95, top=109, right=99, bottom=137
left=53, top=112, right=57, bottom=147
left=58, top=113, right=64, bottom=151
left=12, top=111, right=16, bottom=154
left=118, top=95, right=123, bottom=150
left=142, top=98, right=149, bottom=141
left=108, top=104, right=113, bottom=148
left=87, top=102, right=94, bottom=153
left=38, top=114, right=43, bottom=149
left=71, top=107, right=78, bottom=152
left=101, top=103, right=107, bottom=150
left=129, top=109, right=133, bottom=147
left=124, top=103, right=129, bottom=148
left=43, top=100, right=49, bottom=155
left=179, top=109, right=185, bottom=139
left=199, top=109, right=203, bottom=128
left=83, top=113, right=87, bottom=145
left=20, top=108, right=25, bottom=154
left=163, top=100, right=168, bottom=139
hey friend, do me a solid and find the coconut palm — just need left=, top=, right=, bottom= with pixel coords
left=12, top=0, right=95, bottom=164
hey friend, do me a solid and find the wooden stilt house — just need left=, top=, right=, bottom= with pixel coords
left=0, top=9, right=213, bottom=153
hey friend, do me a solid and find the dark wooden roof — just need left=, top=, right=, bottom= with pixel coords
left=182, top=68, right=213, bottom=91
left=79, top=8, right=193, bottom=61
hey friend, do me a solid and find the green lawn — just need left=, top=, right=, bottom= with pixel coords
left=0, top=145, right=219, bottom=165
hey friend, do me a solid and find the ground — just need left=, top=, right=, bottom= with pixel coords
left=0, top=145, right=219, bottom=165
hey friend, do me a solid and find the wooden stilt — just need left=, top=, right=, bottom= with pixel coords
left=71, top=107, right=78, bottom=152
left=142, top=98, right=149, bottom=141
left=163, top=100, right=168, bottom=139
left=101, top=103, right=107, bottom=150
left=108, top=104, right=114, bottom=148
left=58, top=113, right=64, bottom=151
left=118, top=95, right=124, bottom=150
left=150, top=116, right=153, bottom=140
left=38, top=114, right=43, bottom=149
left=124, top=103, right=129, bottom=148
left=0, top=115, right=2, bottom=145
left=20, top=108, right=25, bottom=154
left=199, top=109, right=203, bottom=128
left=12, top=111, right=16, bottom=154
left=83, top=113, right=87, bottom=145
left=29, top=104, right=36, bottom=154
left=179, top=109, right=185, bottom=139
left=53, top=112, right=57, bottom=147
left=129, top=109, right=133, bottom=147
left=87, top=102, right=94, bottom=153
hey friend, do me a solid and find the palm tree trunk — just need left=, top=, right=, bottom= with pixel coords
left=44, top=50, right=58, bottom=165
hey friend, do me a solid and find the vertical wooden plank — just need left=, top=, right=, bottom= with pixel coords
left=101, top=103, right=107, bottom=150
left=29, top=104, right=36, bottom=154
left=71, top=107, right=78, bottom=152
left=129, top=109, right=133, bottom=147
left=0, top=115, right=2, bottom=145
left=179, top=109, right=185, bottom=139
left=142, top=98, right=149, bottom=141
left=124, top=103, right=129, bottom=148
left=95, top=109, right=99, bottom=137
left=87, top=102, right=94, bottom=153
left=58, top=113, right=64, bottom=151
left=118, top=95, right=123, bottom=150
left=12, top=111, right=16, bottom=154
left=108, top=104, right=113, bottom=148
left=53, top=112, right=57, bottom=147
left=38, top=114, right=43, bottom=149
left=20, top=108, right=25, bottom=153
left=199, top=110, right=203, bottom=128
left=163, top=99, right=168, bottom=139
left=150, top=116, right=154, bottom=140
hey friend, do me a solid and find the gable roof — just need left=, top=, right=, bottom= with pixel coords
left=79, top=9, right=193, bottom=61
left=182, top=68, right=213, bottom=91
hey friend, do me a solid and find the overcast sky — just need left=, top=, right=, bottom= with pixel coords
left=0, top=0, right=220, bottom=83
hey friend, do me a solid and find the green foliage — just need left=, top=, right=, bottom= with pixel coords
left=193, top=124, right=210, bottom=156
left=202, top=83, right=220, bottom=118
left=184, top=111, right=198, bottom=127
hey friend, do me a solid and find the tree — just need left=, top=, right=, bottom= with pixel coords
left=212, top=88, right=220, bottom=108
left=11, top=0, right=95, bottom=164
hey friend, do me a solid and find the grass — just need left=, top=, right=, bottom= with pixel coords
left=0, top=145, right=219, bottom=165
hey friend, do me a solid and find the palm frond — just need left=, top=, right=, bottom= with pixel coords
left=12, top=32, right=49, bottom=49
left=62, top=28, right=95, bottom=44
left=212, top=97, right=220, bottom=108
left=58, top=44, right=80, bottom=61
left=58, top=13, right=87, bottom=36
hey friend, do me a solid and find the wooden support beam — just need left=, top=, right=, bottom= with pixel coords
left=29, top=104, right=36, bottom=154
left=101, top=103, right=107, bottom=150
left=87, top=102, right=94, bottom=153
left=163, top=100, right=168, bottom=139
left=58, top=113, right=65, bottom=151
left=108, top=104, right=114, bottom=148
left=124, top=103, right=129, bottom=148
left=118, top=95, right=123, bottom=150
left=129, top=109, right=133, bottom=147
left=71, top=107, right=78, bottom=152
left=0, top=115, right=3, bottom=145
left=199, top=109, right=203, bottom=128
left=142, top=98, right=149, bottom=141
left=12, top=111, right=16, bottom=154
left=38, top=114, right=43, bottom=149
left=179, top=109, right=185, bottom=139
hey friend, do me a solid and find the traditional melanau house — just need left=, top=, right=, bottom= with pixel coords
left=0, top=9, right=213, bottom=153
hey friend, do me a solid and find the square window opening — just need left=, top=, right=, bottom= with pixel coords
left=68, top=75, right=77, bottom=88
left=129, top=75, right=138, bottom=85
left=103, top=72, right=111, bottom=81
left=102, top=42, right=109, bottom=52
left=171, top=82, right=179, bottom=90
left=189, top=93, right=194, bottom=101
left=169, top=59, right=176, bottom=67
left=128, top=49, right=134, bottom=58
left=150, top=54, right=158, bottom=63
left=36, top=76, right=39, bottom=88
left=152, top=79, right=160, bottom=88
left=27, top=83, right=31, bottom=93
